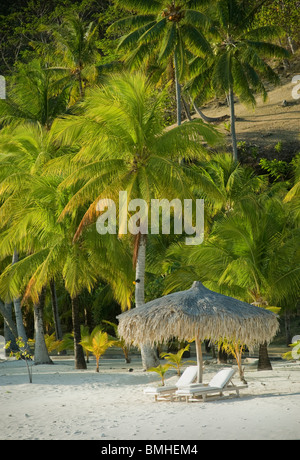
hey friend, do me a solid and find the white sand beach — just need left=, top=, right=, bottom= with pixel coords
left=1, top=353, right=300, bottom=441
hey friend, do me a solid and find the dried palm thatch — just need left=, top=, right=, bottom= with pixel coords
left=117, top=281, right=279, bottom=382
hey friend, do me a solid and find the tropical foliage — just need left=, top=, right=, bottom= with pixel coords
left=282, top=340, right=300, bottom=361
left=188, top=0, right=290, bottom=159
left=160, top=344, right=195, bottom=376
left=147, top=363, right=172, bottom=386
left=0, top=0, right=299, bottom=373
left=79, top=328, right=115, bottom=372
left=5, top=337, right=34, bottom=383
left=109, top=0, right=213, bottom=125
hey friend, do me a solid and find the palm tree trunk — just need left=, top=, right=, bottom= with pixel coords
left=12, top=251, right=29, bottom=351
left=78, top=64, right=84, bottom=98
left=174, top=53, right=181, bottom=126
left=71, top=295, right=87, bottom=369
left=285, top=310, right=292, bottom=346
left=78, top=74, right=84, bottom=98
left=257, top=342, right=272, bottom=371
left=2, top=302, right=18, bottom=354
left=50, top=279, right=66, bottom=355
left=135, top=234, right=146, bottom=308
left=0, top=299, right=18, bottom=339
left=33, top=288, right=53, bottom=365
left=287, top=36, right=295, bottom=54
left=182, top=96, right=192, bottom=121
left=218, top=347, right=228, bottom=364
left=229, top=88, right=238, bottom=161
left=135, top=234, right=160, bottom=370
left=195, top=338, right=203, bottom=383
left=193, top=101, right=230, bottom=123
left=49, top=280, right=63, bottom=341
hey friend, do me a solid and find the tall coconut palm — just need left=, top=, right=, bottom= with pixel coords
left=188, top=0, right=290, bottom=160
left=0, top=124, right=66, bottom=363
left=0, top=123, right=73, bottom=356
left=0, top=57, right=75, bottom=347
left=0, top=171, right=131, bottom=368
left=0, top=141, right=134, bottom=368
left=0, top=124, right=81, bottom=364
left=52, top=72, right=221, bottom=368
left=0, top=124, right=52, bottom=354
left=109, top=0, right=212, bottom=125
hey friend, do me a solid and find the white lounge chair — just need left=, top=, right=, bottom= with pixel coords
left=175, top=368, right=247, bottom=402
left=144, top=366, right=198, bottom=401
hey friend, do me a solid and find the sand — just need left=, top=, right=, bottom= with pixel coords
left=1, top=355, right=300, bottom=441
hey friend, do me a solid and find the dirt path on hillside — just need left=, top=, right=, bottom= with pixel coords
left=204, top=76, right=300, bottom=158
left=174, top=55, right=300, bottom=161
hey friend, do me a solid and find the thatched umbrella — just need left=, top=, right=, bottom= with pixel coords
left=117, top=281, right=279, bottom=383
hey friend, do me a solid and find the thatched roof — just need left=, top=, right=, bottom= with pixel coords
left=117, top=281, right=279, bottom=348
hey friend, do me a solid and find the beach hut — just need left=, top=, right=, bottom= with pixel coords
left=117, top=281, right=279, bottom=383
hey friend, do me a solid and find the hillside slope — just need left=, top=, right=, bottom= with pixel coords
left=184, top=54, right=300, bottom=161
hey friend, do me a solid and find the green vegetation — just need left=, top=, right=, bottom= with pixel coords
left=79, top=328, right=115, bottom=372
left=5, top=337, right=34, bottom=383
left=160, top=344, right=195, bottom=376
left=282, top=339, right=300, bottom=361
left=0, top=0, right=299, bottom=372
left=147, top=363, right=172, bottom=386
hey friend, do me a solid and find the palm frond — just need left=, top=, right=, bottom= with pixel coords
left=115, top=0, right=162, bottom=13
left=180, top=24, right=212, bottom=57
left=184, top=9, right=212, bottom=29
left=138, top=17, right=167, bottom=44
left=212, top=51, right=232, bottom=93
left=118, top=22, right=156, bottom=50
left=158, top=23, right=177, bottom=62
left=242, top=25, right=285, bottom=41
left=108, top=14, right=156, bottom=32
left=231, top=57, right=256, bottom=107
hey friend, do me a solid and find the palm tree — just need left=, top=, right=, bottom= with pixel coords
left=0, top=123, right=72, bottom=359
left=103, top=320, right=131, bottom=363
left=0, top=152, right=134, bottom=368
left=0, top=174, right=91, bottom=368
left=80, top=328, right=115, bottom=372
left=110, top=0, right=212, bottom=125
left=52, top=72, right=221, bottom=369
left=0, top=122, right=92, bottom=367
left=189, top=152, right=267, bottom=218
left=0, top=59, right=74, bottom=348
left=0, top=124, right=54, bottom=357
left=0, top=59, right=72, bottom=129
left=49, top=13, right=100, bottom=99
left=166, top=196, right=300, bottom=369
left=188, top=0, right=290, bottom=160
